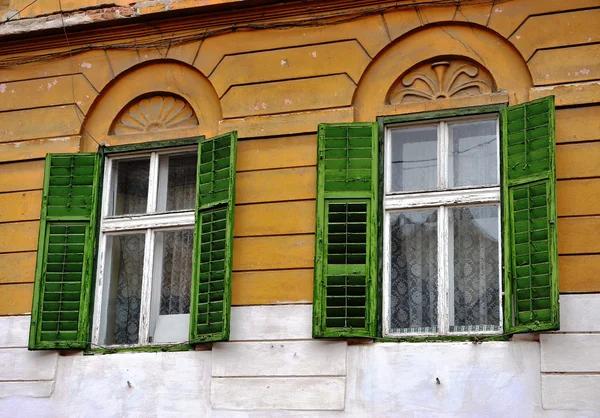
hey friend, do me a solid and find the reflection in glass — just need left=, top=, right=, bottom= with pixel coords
left=449, top=119, right=498, bottom=188
left=450, top=205, right=500, bottom=332
left=389, top=209, right=438, bottom=333
left=101, top=234, right=145, bottom=345
left=157, top=154, right=198, bottom=212
left=112, top=158, right=150, bottom=215
left=389, top=126, right=438, bottom=192
left=149, top=229, right=193, bottom=343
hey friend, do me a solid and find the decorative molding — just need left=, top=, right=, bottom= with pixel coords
left=110, top=95, right=199, bottom=135
left=388, top=59, right=496, bottom=105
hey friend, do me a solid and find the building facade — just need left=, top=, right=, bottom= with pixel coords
left=0, top=0, right=599, bottom=416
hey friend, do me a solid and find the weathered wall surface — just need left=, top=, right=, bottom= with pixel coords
left=2, top=299, right=599, bottom=416
left=0, top=0, right=600, bottom=414
left=1, top=0, right=599, bottom=314
left=0, top=305, right=552, bottom=417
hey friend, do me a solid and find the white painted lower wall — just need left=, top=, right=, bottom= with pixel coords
left=0, top=295, right=599, bottom=417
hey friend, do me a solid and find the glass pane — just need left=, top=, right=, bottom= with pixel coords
left=389, top=209, right=438, bottom=334
left=112, top=158, right=150, bottom=216
left=448, top=119, right=498, bottom=188
left=157, top=153, right=198, bottom=212
left=389, top=126, right=438, bottom=193
left=149, top=229, right=193, bottom=343
left=450, top=205, right=500, bottom=333
left=100, top=234, right=145, bottom=345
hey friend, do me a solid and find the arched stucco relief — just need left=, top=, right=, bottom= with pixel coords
left=388, top=58, right=496, bottom=105
left=110, top=94, right=199, bottom=135
left=353, top=24, right=533, bottom=121
left=80, top=60, right=221, bottom=151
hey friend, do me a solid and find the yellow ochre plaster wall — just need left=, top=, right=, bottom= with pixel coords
left=0, top=0, right=599, bottom=315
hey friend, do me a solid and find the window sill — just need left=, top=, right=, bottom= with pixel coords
left=375, top=334, right=510, bottom=343
left=84, top=343, right=195, bottom=355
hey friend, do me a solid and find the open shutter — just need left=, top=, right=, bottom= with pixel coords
left=29, top=153, right=101, bottom=349
left=313, top=123, right=378, bottom=338
left=502, top=96, right=559, bottom=333
left=190, top=132, right=237, bottom=343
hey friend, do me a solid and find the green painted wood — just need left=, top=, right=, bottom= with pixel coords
left=29, top=153, right=101, bottom=350
left=313, top=123, right=378, bottom=338
left=189, top=132, right=237, bottom=344
left=103, top=136, right=203, bottom=154
left=380, top=104, right=505, bottom=126
left=502, top=96, right=559, bottom=334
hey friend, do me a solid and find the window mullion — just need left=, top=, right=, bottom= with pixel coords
left=102, top=157, right=113, bottom=218
left=439, top=122, right=448, bottom=189
left=447, top=209, right=455, bottom=332
left=382, top=211, right=391, bottom=336
left=437, top=206, right=449, bottom=335
left=92, top=232, right=108, bottom=345
left=139, top=228, right=155, bottom=345
left=147, top=152, right=159, bottom=213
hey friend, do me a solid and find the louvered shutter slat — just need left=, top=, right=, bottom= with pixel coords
left=313, top=123, right=377, bottom=338
left=190, top=132, right=237, bottom=343
left=502, top=96, right=559, bottom=333
left=29, top=154, right=100, bottom=349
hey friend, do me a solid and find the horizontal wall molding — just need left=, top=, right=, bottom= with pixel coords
left=212, top=340, right=346, bottom=377
left=229, top=305, right=312, bottom=341
left=542, top=375, right=600, bottom=410
left=541, top=334, right=600, bottom=372
left=211, top=376, right=345, bottom=410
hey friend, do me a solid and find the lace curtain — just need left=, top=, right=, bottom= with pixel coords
left=390, top=210, right=438, bottom=333
left=389, top=207, right=499, bottom=334
left=451, top=206, right=499, bottom=332
left=106, top=155, right=196, bottom=345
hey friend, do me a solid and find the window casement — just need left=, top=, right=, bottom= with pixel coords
left=93, top=148, right=197, bottom=347
left=382, top=115, right=501, bottom=337
left=28, top=133, right=238, bottom=350
left=312, top=97, right=559, bottom=340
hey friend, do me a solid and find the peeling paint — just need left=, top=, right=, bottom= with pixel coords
left=0, top=84, right=5, bottom=93
left=574, top=68, right=591, bottom=76
left=516, top=35, right=521, bottom=40
left=531, top=80, right=600, bottom=91
left=311, top=51, right=317, bottom=58
left=284, top=99, right=292, bottom=105
left=494, top=8, right=502, bottom=12
left=81, top=62, right=92, bottom=69
left=281, top=59, right=288, bottom=66
left=261, top=102, right=268, bottom=110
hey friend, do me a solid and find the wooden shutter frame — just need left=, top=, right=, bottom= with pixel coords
left=313, top=123, right=378, bottom=338
left=29, top=153, right=101, bottom=350
left=502, top=96, right=559, bottom=333
left=189, top=131, right=237, bottom=344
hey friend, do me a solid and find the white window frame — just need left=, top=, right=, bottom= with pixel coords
left=92, top=146, right=196, bottom=347
left=382, top=114, right=503, bottom=338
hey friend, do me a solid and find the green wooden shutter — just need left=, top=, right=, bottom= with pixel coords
left=313, top=123, right=378, bottom=338
left=190, top=132, right=237, bottom=343
left=502, top=96, right=559, bottom=333
left=29, top=153, right=101, bottom=349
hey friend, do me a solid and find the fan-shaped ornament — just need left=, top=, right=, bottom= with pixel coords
left=388, top=59, right=496, bottom=105
left=111, top=95, right=199, bottom=135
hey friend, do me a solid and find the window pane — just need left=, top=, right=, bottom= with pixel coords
left=150, top=229, right=193, bottom=343
left=450, top=205, right=500, bottom=333
left=389, top=209, right=438, bottom=334
left=112, top=158, right=150, bottom=215
left=389, top=126, right=437, bottom=193
left=448, top=119, right=498, bottom=188
left=100, top=234, right=145, bottom=345
left=157, top=153, right=198, bottom=212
